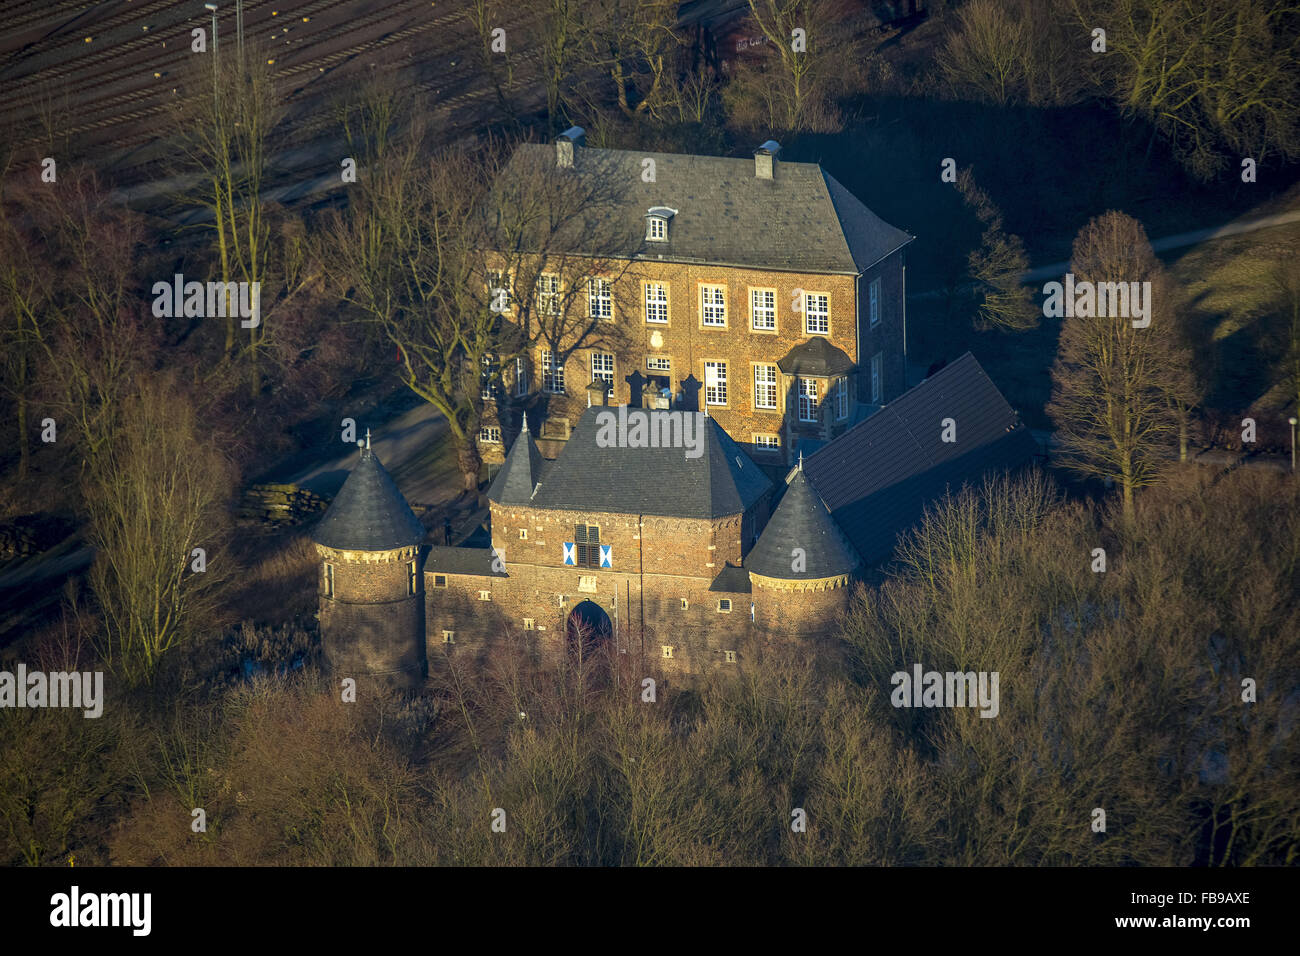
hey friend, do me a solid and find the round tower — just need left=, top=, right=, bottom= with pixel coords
left=746, top=455, right=859, bottom=640
left=311, top=435, right=427, bottom=688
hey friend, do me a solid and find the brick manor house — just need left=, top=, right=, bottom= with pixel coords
left=475, top=128, right=914, bottom=467
left=311, top=134, right=1039, bottom=685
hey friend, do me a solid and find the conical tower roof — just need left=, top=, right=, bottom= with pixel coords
left=747, top=461, right=858, bottom=580
left=487, top=416, right=546, bottom=505
left=312, top=443, right=425, bottom=551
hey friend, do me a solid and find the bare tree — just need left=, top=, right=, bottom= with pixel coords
left=319, top=130, right=636, bottom=493
left=939, top=0, right=1029, bottom=106
left=956, top=168, right=1039, bottom=332
left=1075, top=0, right=1300, bottom=178
left=739, top=0, right=844, bottom=131
left=168, top=41, right=309, bottom=394
left=1048, top=211, right=1193, bottom=523
left=85, top=378, right=233, bottom=687
left=1273, top=258, right=1300, bottom=420
left=0, top=168, right=149, bottom=474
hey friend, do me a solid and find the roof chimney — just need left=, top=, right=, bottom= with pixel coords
left=755, top=140, right=781, bottom=180
left=556, top=126, right=586, bottom=169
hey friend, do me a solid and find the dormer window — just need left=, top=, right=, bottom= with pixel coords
left=645, top=206, right=676, bottom=242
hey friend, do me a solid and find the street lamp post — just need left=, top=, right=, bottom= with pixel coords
left=204, top=4, right=218, bottom=112
left=1289, top=417, right=1297, bottom=472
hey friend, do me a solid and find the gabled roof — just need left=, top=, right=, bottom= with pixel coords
left=746, top=466, right=859, bottom=580
left=802, top=353, right=1039, bottom=564
left=527, top=406, right=772, bottom=519
left=500, top=143, right=913, bottom=275
left=487, top=419, right=547, bottom=505
left=312, top=448, right=426, bottom=552
left=777, top=336, right=856, bottom=377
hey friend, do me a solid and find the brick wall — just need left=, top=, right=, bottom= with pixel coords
left=855, top=251, right=907, bottom=404
left=481, top=259, right=866, bottom=463
left=316, top=544, right=426, bottom=687
left=488, top=502, right=772, bottom=579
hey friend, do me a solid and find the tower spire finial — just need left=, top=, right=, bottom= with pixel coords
left=797, top=450, right=804, bottom=471
left=520, top=413, right=529, bottom=433
left=365, top=428, right=371, bottom=450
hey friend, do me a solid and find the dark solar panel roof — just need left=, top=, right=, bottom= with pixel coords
left=803, top=353, right=1038, bottom=564
left=746, top=467, right=859, bottom=579
left=528, top=407, right=772, bottom=519
left=312, top=449, right=426, bottom=552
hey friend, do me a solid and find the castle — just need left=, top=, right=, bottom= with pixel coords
left=312, top=355, right=1036, bottom=685
left=309, top=135, right=1037, bottom=685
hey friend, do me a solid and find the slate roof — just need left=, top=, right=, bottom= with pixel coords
left=709, top=564, right=753, bottom=594
left=312, top=448, right=426, bottom=552
left=499, top=142, right=913, bottom=275
left=746, top=466, right=859, bottom=580
left=528, top=406, right=772, bottom=519
left=777, top=336, right=856, bottom=377
left=424, top=546, right=508, bottom=577
left=802, top=353, right=1039, bottom=564
left=487, top=419, right=547, bottom=505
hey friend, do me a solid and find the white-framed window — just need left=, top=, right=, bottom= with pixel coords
left=536, top=273, right=561, bottom=316
left=836, top=377, right=849, bottom=420
left=514, top=356, right=528, bottom=397
left=644, top=281, right=669, bottom=323
left=407, top=560, right=417, bottom=596
left=542, top=349, right=565, bottom=394
left=480, top=353, right=498, bottom=401
left=647, top=216, right=667, bottom=241
left=804, top=292, right=829, bottom=335
left=798, top=378, right=819, bottom=422
left=869, top=277, right=881, bottom=327
left=701, top=284, right=727, bottom=327
left=324, top=563, right=335, bottom=599
left=718, top=599, right=732, bottom=613
left=724, top=650, right=737, bottom=663
left=750, top=288, right=776, bottom=331
left=871, top=352, right=883, bottom=404
left=478, top=590, right=491, bottom=601
left=433, top=574, right=447, bottom=588
left=587, top=277, right=613, bottom=320
left=591, top=352, right=614, bottom=398
left=661, top=645, right=674, bottom=659
left=754, top=364, right=778, bottom=410
left=478, top=426, right=501, bottom=443
left=753, top=434, right=781, bottom=451
left=705, top=361, right=727, bottom=406
left=646, top=355, right=671, bottom=373
left=487, top=269, right=512, bottom=312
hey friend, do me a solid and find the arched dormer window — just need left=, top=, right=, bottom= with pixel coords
left=645, top=206, right=676, bottom=242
